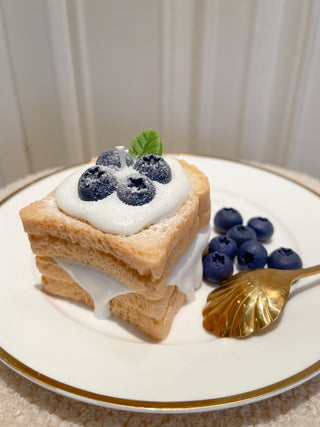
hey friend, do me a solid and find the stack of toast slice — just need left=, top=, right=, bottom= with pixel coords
left=20, top=158, right=211, bottom=339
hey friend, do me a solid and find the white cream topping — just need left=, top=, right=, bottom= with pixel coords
left=55, top=156, right=191, bottom=235
left=55, top=226, right=210, bottom=319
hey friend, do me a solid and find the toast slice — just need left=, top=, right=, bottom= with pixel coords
left=32, top=215, right=199, bottom=299
left=20, top=158, right=210, bottom=299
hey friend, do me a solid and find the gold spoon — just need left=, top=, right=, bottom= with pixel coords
left=203, top=265, right=320, bottom=338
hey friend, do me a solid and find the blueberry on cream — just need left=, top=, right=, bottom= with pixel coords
left=117, top=174, right=156, bottom=206
left=96, top=149, right=134, bottom=170
left=133, top=154, right=172, bottom=184
left=78, top=165, right=117, bottom=201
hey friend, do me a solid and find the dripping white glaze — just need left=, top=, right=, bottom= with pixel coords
left=55, top=226, right=210, bottom=319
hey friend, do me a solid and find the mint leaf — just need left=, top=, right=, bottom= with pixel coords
left=128, top=129, right=163, bottom=158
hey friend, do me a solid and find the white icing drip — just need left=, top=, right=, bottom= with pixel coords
left=55, top=156, right=191, bottom=235
left=171, top=226, right=210, bottom=301
left=55, top=259, right=132, bottom=318
left=55, top=226, right=210, bottom=319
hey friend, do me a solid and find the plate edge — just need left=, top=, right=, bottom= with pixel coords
left=1, top=347, right=319, bottom=413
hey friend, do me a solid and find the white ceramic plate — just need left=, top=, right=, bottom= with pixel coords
left=1, top=155, right=320, bottom=413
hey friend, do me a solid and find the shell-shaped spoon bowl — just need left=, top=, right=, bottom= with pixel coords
left=203, top=265, right=320, bottom=338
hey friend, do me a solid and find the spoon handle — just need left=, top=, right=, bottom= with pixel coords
left=293, top=264, right=320, bottom=281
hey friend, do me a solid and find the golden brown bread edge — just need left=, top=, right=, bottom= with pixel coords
left=20, top=158, right=211, bottom=299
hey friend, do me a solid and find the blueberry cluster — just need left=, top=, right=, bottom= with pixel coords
left=203, top=207, right=302, bottom=284
left=78, top=150, right=172, bottom=206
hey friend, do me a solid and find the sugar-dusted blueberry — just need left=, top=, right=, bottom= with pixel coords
left=208, top=236, right=238, bottom=260
left=133, top=154, right=172, bottom=184
left=78, top=165, right=117, bottom=201
left=96, top=150, right=134, bottom=170
left=203, top=251, right=234, bottom=284
left=117, top=174, right=156, bottom=206
left=227, top=224, right=257, bottom=247
left=268, top=247, right=302, bottom=270
left=247, top=217, right=274, bottom=243
left=214, top=207, right=243, bottom=234
left=237, top=240, right=268, bottom=270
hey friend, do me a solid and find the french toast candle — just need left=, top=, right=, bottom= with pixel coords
left=20, top=129, right=211, bottom=339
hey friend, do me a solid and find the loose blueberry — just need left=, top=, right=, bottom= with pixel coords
left=267, top=248, right=302, bottom=270
left=247, top=217, right=274, bottom=243
left=214, top=207, right=243, bottom=234
left=78, top=165, right=117, bottom=201
left=117, top=174, right=156, bottom=206
left=133, top=154, right=172, bottom=184
left=203, top=251, right=234, bottom=284
left=237, top=240, right=268, bottom=270
left=96, top=150, right=134, bottom=170
left=227, top=224, right=257, bottom=247
left=208, top=236, right=238, bottom=260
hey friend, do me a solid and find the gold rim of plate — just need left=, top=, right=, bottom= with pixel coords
left=1, top=155, right=320, bottom=412
left=1, top=348, right=319, bottom=412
